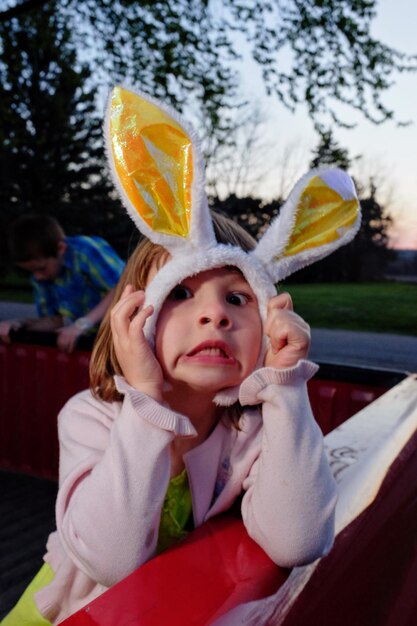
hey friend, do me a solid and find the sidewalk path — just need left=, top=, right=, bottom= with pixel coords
left=310, top=328, right=417, bottom=373
left=0, top=301, right=36, bottom=320
left=0, top=301, right=416, bottom=372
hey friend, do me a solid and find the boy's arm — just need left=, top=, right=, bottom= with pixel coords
left=56, top=289, right=116, bottom=353
left=0, top=290, right=113, bottom=351
left=0, top=316, right=63, bottom=343
left=54, top=237, right=124, bottom=353
left=83, top=288, right=115, bottom=325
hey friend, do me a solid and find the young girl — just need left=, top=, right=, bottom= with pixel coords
left=2, top=86, right=361, bottom=625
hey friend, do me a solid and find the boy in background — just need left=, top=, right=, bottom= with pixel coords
left=0, top=215, right=125, bottom=353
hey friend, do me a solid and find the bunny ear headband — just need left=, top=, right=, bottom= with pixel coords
left=106, top=85, right=361, bottom=350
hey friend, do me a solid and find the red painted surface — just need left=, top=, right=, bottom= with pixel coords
left=307, top=377, right=386, bottom=435
left=61, top=515, right=289, bottom=626
left=0, top=342, right=90, bottom=479
left=281, top=429, right=417, bottom=626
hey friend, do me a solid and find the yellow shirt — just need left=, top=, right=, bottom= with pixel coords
left=157, top=469, right=193, bottom=553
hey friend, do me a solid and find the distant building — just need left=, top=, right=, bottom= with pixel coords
left=384, top=249, right=417, bottom=283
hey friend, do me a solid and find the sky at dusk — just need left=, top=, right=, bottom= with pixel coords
left=234, top=0, right=417, bottom=249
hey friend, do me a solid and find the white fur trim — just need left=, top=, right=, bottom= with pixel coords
left=319, top=168, right=358, bottom=200
left=142, top=245, right=275, bottom=407
left=143, top=244, right=276, bottom=345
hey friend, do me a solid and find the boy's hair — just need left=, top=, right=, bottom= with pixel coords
left=9, top=215, right=65, bottom=263
left=90, top=211, right=256, bottom=405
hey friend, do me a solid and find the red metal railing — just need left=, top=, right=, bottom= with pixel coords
left=0, top=341, right=90, bottom=479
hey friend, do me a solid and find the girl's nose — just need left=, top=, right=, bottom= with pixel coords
left=198, top=304, right=232, bottom=329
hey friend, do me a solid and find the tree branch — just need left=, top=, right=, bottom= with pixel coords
left=0, top=0, right=47, bottom=22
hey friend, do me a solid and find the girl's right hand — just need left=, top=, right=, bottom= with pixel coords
left=110, top=285, right=163, bottom=402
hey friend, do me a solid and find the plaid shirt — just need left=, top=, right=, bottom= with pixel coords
left=32, top=236, right=125, bottom=322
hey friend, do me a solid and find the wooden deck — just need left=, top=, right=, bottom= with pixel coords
left=0, top=471, right=57, bottom=619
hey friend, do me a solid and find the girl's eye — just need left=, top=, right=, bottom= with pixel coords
left=226, top=292, right=248, bottom=306
left=169, top=285, right=192, bottom=301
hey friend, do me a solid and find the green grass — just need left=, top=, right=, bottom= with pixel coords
left=284, top=282, right=417, bottom=336
left=0, top=279, right=416, bottom=336
left=0, top=289, right=33, bottom=303
left=0, top=269, right=32, bottom=302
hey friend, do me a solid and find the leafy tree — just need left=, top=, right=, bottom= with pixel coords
left=0, top=0, right=413, bottom=277
left=210, top=193, right=282, bottom=240
left=309, top=128, right=353, bottom=171
left=0, top=1, right=130, bottom=270
left=1, top=0, right=416, bottom=136
left=353, top=182, right=394, bottom=278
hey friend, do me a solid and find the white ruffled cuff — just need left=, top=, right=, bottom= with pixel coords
left=239, top=360, right=319, bottom=406
left=114, top=375, right=197, bottom=437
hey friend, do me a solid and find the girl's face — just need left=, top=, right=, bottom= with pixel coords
left=154, top=267, right=262, bottom=395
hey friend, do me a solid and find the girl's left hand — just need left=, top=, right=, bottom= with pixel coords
left=264, top=293, right=310, bottom=369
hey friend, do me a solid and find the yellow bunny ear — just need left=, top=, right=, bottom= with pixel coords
left=253, top=169, right=361, bottom=282
left=279, top=173, right=359, bottom=259
left=108, top=86, right=195, bottom=241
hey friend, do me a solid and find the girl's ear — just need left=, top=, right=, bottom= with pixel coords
left=252, top=168, right=361, bottom=282
left=105, top=86, right=215, bottom=255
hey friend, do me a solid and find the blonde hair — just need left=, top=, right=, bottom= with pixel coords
left=90, top=212, right=256, bottom=404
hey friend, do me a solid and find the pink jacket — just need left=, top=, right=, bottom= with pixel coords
left=36, top=360, right=337, bottom=624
